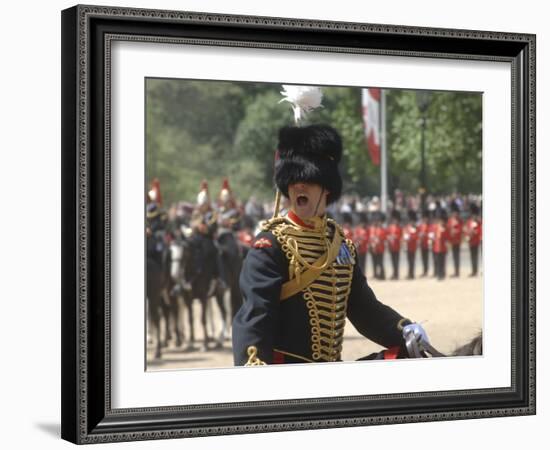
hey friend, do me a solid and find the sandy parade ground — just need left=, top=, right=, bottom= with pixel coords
left=147, top=248, right=482, bottom=371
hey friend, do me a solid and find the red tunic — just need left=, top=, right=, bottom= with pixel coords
left=431, top=223, right=449, bottom=254
left=386, top=224, right=402, bottom=253
left=447, top=216, right=463, bottom=246
left=418, top=222, right=431, bottom=250
left=369, top=225, right=386, bottom=255
left=403, top=224, right=419, bottom=252
left=342, top=224, right=354, bottom=241
left=353, top=225, right=370, bottom=254
left=464, top=218, right=482, bottom=247
left=237, top=230, right=253, bottom=248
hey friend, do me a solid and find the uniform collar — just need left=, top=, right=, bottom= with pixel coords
left=287, top=210, right=327, bottom=232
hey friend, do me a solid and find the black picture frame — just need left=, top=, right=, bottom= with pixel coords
left=61, top=4, right=536, bottom=444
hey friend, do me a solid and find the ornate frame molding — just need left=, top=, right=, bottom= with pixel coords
left=61, top=5, right=535, bottom=444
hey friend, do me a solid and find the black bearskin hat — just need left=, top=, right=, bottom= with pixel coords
left=408, top=209, right=417, bottom=222
left=341, top=212, right=353, bottom=225
left=391, top=209, right=401, bottom=222
left=358, top=211, right=369, bottom=225
left=435, top=208, right=448, bottom=221
left=274, top=124, right=343, bottom=204
left=373, top=211, right=386, bottom=223
left=450, top=200, right=460, bottom=213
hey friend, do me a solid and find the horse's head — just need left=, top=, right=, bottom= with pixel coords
left=452, top=333, right=483, bottom=356
left=169, top=240, right=191, bottom=281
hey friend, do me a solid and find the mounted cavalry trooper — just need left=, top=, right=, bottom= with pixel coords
left=216, top=178, right=244, bottom=317
left=232, top=85, right=430, bottom=366
left=146, top=179, right=170, bottom=269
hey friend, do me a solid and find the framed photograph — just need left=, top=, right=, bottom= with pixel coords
left=61, top=4, right=535, bottom=444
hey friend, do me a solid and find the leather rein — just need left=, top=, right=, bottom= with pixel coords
left=403, top=328, right=447, bottom=358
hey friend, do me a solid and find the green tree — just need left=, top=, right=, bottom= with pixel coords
left=145, top=79, right=482, bottom=206
left=231, top=89, right=293, bottom=200
left=385, top=89, right=482, bottom=195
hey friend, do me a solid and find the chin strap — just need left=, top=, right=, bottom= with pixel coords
left=313, top=187, right=324, bottom=217
left=272, top=190, right=282, bottom=219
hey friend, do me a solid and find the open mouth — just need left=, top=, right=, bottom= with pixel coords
left=296, top=194, right=309, bottom=207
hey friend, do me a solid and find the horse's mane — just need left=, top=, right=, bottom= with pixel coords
left=452, top=332, right=483, bottom=356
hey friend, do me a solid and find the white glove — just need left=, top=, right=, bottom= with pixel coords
left=402, top=323, right=430, bottom=344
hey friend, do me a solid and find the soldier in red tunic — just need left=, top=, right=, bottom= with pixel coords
left=417, top=210, right=432, bottom=277
left=403, top=210, right=419, bottom=279
left=447, top=201, right=463, bottom=277
left=430, top=209, right=449, bottom=280
left=387, top=210, right=403, bottom=280
left=353, top=212, right=370, bottom=277
left=341, top=212, right=354, bottom=241
left=369, top=212, right=387, bottom=280
left=367, top=218, right=378, bottom=279
left=464, top=203, right=482, bottom=276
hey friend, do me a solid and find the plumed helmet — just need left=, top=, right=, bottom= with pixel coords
left=197, top=179, right=210, bottom=206
left=274, top=124, right=343, bottom=204
left=147, top=178, right=163, bottom=206
left=219, top=178, right=233, bottom=204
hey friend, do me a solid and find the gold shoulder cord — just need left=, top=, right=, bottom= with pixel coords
left=244, top=346, right=266, bottom=366
left=207, top=210, right=218, bottom=226
left=267, top=218, right=332, bottom=284
left=260, top=216, right=287, bottom=233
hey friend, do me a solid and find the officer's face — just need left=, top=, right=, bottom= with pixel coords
left=288, top=182, right=329, bottom=220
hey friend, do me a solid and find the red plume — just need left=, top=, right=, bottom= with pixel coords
left=151, top=178, right=163, bottom=206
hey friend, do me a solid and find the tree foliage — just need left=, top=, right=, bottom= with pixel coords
left=385, top=90, right=482, bottom=195
left=145, top=79, right=482, bottom=205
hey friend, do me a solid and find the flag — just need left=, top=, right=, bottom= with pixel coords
left=362, top=88, right=381, bottom=166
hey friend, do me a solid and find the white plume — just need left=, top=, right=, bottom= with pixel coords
left=279, top=85, right=323, bottom=123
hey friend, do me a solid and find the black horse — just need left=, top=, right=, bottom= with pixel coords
left=452, top=332, right=483, bottom=356
left=216, top=231, right=244, bottom=325
left=146, top=232, right=172, bottom=359
left=177, top=233, right=230, bottom=350
left=359, top=331, right=483, bottom=361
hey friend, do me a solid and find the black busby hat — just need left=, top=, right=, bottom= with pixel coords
left=450, top=200, right=460, bottom=213
left=470, top=203, right=480, bottom=215
left=357, top=211, right=369, bottom=224
left=435, top=208, right=448, bottom=221
left=274, top=124, right=343, bottom=205
left=408, top=209, right=418, bottom=222
left=341, top=212, right=353, bottom=225
left=375, top=211, right=386, bottom=223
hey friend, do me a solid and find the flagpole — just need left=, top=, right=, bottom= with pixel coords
left=380, top=89, right=388, bottom=214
